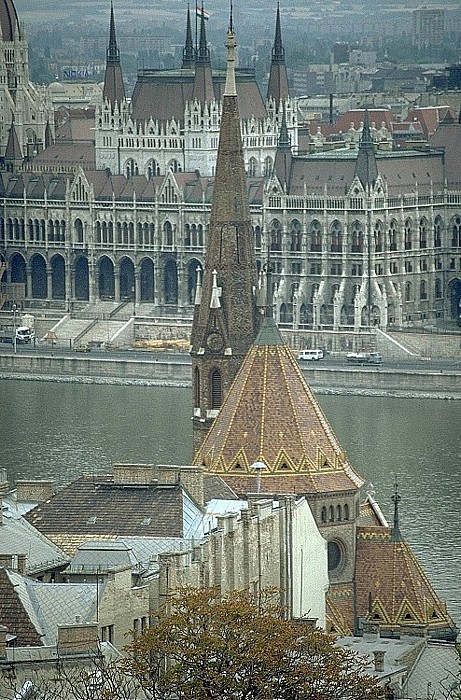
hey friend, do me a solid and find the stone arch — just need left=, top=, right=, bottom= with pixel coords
left=447, top=278, right=461, bottom=320
left=330, top=219, right=342, bottom=252
left=450, top=215, right=461, bottom=247
left=30, top=254, right=47, bottom=299
left=74, top=218, right=84, bottom=244
left=164, top=258, right=178, bottom=304
left=247, top=157, right=257, bottom=177
left=269, top=218, right=282, bottom=252
left=351, top=220, right=363, bottom=253
left=98, top=256, right=115, bottom=299
left=120, top=257, right=135, bottom=299
left=9, top=252, right=27, bottom=286
left=310, top=220, right=322, bottom=252
left=290, top=219, right=302, bottom=252
left=147, top=159, right=160, bottom=179
left=433, top=215, right=444, bottom=248
left=140, top=257, right=155, bottom=302
left=50, top=254, right=65, bottom=299
left=75, top=256, right=89, bottom=300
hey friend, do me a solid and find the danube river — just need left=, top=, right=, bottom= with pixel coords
left=0, top=378, right=460, bottom=627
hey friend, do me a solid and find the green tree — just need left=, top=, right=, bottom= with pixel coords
left=125, top=587, right=384, bottom=700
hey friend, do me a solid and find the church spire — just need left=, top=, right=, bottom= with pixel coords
left=354, top=109, right=378, bottom=190
left=103, top=1, right=126, bottom=106
left=267, top=2, right=289, bottom=102
left=4, top=115, right=23, bottom=172
left=190, top=13, right=262, bottom=451
left=182, top=4, right=195, bottom=69
left=192, top=4, right=214, bottom=102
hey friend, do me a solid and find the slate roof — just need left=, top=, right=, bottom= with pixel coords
left=24, top=473, right=199, bottom=556
left=1, top=499, right=70, bottom=575
left=131, top=69, right=266, bottom=124
left=429, top=120, right=461, bottom=189
left=194, top=316, right=364, bottom=497
left=286, top=147, right=445, bottom=196
left=355, top=526, right=457, bottom=640
left=0, top=567, right=99, bottom=646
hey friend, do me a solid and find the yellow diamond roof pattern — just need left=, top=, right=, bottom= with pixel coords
left=194, top=330, right=364, bottom=495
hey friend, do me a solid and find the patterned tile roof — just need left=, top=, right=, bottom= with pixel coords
left=194, top=317, right=364, bottom=496
left=355, top=526, right=457, bottom=639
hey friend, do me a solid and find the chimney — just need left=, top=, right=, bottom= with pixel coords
left=362, top=620, right=380, bottom=642
left=373, top=650, right=385, bottom=673
left=157, top=465, right=204, bottom=507
left=57, top=622, right=99, bottom=655
left=17, top=554, right=27, bottom=575
left=112, top=464, right=155, bottom=485
left=16, top=480, right=54, bottom=503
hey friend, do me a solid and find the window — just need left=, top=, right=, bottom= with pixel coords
left=420, top=280, right=428, bottom=300
left=194, top=367, right=200, bottom=408
left=404, top=219, right=412, bottom=250
left=210, top=369, right=222, bottom=410
left=310, top=220, right=322, bottom=252
left=351, top=221, right=363, bottom=253
left=290, top=220, right=302, bottom=252
left=327, top=541, right=342, bottom=572
left=101, top=625, right=114, bottom=643
left=270, top=219, right=282, bottom=252
left=451, top=216, right=461, bottom=247
left=330, top=220, right=342, bottom=252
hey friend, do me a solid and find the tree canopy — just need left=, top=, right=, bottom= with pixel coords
left=124, top=587, right=384, bottom=700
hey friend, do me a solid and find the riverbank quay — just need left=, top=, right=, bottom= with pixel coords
left=1, top=349, right=461, bottom=398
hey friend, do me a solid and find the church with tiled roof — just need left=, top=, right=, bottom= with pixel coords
left=189, top=11, right=457, bottom=642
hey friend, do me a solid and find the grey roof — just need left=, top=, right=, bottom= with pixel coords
left=1, top=498, right=70, bottom=575
left=404, top=641, right=460, bottom=699
left=64, top=540, right=139, bottom=574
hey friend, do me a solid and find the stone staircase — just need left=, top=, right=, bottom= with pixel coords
left=79, top=320, right=132, bottom=347
left=43, top=316, right=94, bottom=347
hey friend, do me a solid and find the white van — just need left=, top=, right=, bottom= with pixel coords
left=297, top=349, right=324, bottom=361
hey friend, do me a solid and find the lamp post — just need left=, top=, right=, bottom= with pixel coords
left=250, top=461, right=267, bottom=494
left=12, top=303, right=17, bottom=354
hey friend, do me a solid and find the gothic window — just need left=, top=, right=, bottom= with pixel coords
left=310, top=220, right=322, bottom=252
left=419, top=217, right=428, bottom=249
left=420, top=280, right=428, bottom=300
left=389, top=220, right=397, bottom=251
left=435, top=278, right=442, bottom=298
left=434, top=216, right=443, bottom=248
left=247, top=157, right=257, bottom=177
left=194, top=367, right=200, bottom=408
left=270, top=219, right=282, bottom=252
left=147, top=160, right=160, bottom=179
left=74, top=218, right=84, bottom=243
left=451, top=216, right=461, bottom=247
left=336, top=504, right=342, bottom=521
left=254, top=225, right=262, bottom=249
left=405, top=281, right=412, bottom=302
left=95, top=221, right=101, bottom=243
left=328, top=505, right=334, bottom=522
left=210, top=369, right=222, bottom=410
left=343, top=503, right=349, bottom=520
left=168, top=159, right=181, bottom=173
left=351, top=221, right=363, bottom=253
left=321, top=506, right=327, bottom=523
left=374, top=220, right=383, bottom=252
left=184, top=223, right=191, bottom=247
left=330, top=220, right=342, bottom=252
left=264, top=156, right=273, bottom=177
left=162, top=181, right=178, bottom=204
left=404, top=219, right=412, bottom=250
left=163, top=221, right=173, bottom=247
left=290, top=219, right=302, bottom=251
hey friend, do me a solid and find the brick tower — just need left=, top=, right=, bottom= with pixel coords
left=190, top=13, right=262, bottom=451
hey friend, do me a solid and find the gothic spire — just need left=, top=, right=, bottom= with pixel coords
left=4, top=116, right=23, bottom=172
left=190, top=16, right=261, bottom=450
left=267, top=2, right=289, bottom=102
left=354, top=109, right=378, bottom=190
left=103, top=1, right=126, bottom=106
left=192, top=4, right=214, bottom=102
left=182, top=4, right=195, bottom=69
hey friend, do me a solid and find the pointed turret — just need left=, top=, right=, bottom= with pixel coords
left=4, top=116, right=23, bottom=171
left=190, top=12, right=261, bottom=451
left=182, top=5, right=195, bottom=69
left=267, top=2, right=289, bottom=102
left=192, top=6, right=214, bottom=103
left=273, top=106, right=292, bottom=187
left=354, top=109, right=378, bottom=190
left=102, top=1, right=126, bottom=107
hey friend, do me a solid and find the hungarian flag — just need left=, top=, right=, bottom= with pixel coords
left=196, top=6, right=210, bottom=19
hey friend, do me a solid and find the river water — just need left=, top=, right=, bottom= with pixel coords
left=0, top=378, right=459, bottom=626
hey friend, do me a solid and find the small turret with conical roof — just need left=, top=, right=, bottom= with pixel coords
left=354, top=109, right=378, bottom=190
left=267, top=2, right=289, bottom=103
left=4, top=116, right=22, bottom=171
left=190, top=7, right=262, bottom=451
left=102, top=1, right=126, bottom=107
